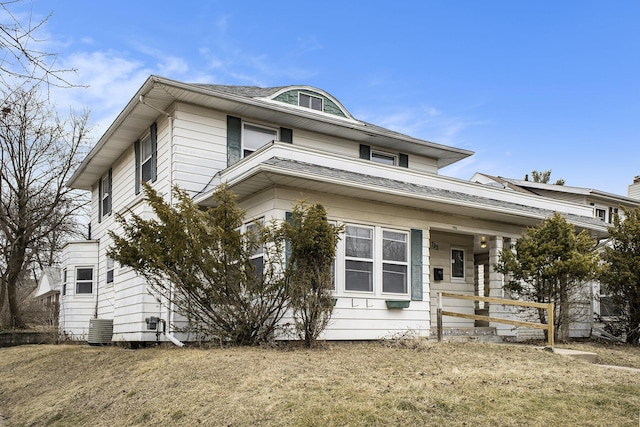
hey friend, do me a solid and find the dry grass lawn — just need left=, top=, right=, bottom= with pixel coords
left=0, top=340, right=639, bottom=426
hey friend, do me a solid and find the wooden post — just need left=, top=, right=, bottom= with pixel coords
left=437, top=292, right=443, bottom=342
left=547, top=302, right=554, bottom=347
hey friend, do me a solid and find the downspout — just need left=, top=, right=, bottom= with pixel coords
left=159, top=319, right=184, bottom=347
left=94, top=241, right=100, bottom=318
left=139, top=95, right=176, bottom=337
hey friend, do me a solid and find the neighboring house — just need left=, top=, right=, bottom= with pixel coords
left=34, top=267, right=62, bottom=325
left=471, top=172, right=640, bottom=327
left=60, top=75, right=611, bottom=344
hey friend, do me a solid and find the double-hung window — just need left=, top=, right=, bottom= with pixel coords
left=382, top=230, right=408, bottom=293
left=99, top=169, right=112, bottom=220
left=76, top=267, right=94, bottom=294
left=246, top=220, right=264, bottom=279
left=345, top=225, right=374, bottom=292
left=243, top=124, right=277, bottom=157
left=62, top=268, right=67, bottom=296
left=106, top=257, right=114, bottom=284
left=135, top=123, right=157, bottom=195
left=140, top=133, right=153, bottom=183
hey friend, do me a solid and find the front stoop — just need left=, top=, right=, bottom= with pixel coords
left=430, top=327, right=504, bottom=343
left=549, top=347, right=597, bottom=363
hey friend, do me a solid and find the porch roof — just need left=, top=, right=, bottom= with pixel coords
left=194, top=145, right=609, bottom=238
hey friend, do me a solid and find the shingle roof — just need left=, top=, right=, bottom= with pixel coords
left=262, top=157, right=606, bottom=229
left=190, top=84, right=287, bottom=98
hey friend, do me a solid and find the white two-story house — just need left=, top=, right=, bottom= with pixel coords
left=60, top=75, right=609, bottom=344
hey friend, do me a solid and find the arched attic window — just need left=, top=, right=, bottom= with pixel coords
left=267, top=87, right=354, bottom=120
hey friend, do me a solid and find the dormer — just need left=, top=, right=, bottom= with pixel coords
left=260, top=86, right=356, bottom=121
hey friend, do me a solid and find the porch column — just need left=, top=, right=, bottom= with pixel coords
left=488, top=236, right=503, bottom=299
left=488, top=236, right=516, bottom=337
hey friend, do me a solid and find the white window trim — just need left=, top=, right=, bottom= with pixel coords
left=75, top=266, right=94, bottom=295
left=339, top=224, right=411, bottom=297
left=371, top=150, right=398, bottom=166
left=106, top=256, right=115, bottom=285
left=594, top=207, right=607, bottom=222
left=140, top=131, right=153, bottom=184
left=451, top=247, right=466, bottom=281
left=245, top=218, right=265, bottom=276
left=344, top=224, right=375, bottom=294
left=381, top=228, right=409, bottom=295
left=298, top=92, right=324, bottom=111
left=62, top=268, right=67, bottom=296
left=242, top=122, right=278, bottom=158
left=101, top=173, right=111, bottom=217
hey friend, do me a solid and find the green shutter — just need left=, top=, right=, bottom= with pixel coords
left=227, top=116, right=242, bottom=166
left=411, top=228, right=423, bottom=301
left=399, top=153, right=409, bottom=168
left=134, top=140, right=141, bottom=195
left=280, top=127, right=293, bottom=143
left=150, top=122, right=158, bottom=182
left=359, top=144, right=371, bottom=160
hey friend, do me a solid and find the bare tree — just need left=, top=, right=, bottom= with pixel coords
left=0, top=0, right=76, bottom=89
left=0, top=84, right=89, bottom=328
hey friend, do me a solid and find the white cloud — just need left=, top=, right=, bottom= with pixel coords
left=355, top=104, right=485, bottom=148
left=49, top=50, right=151, bottom=136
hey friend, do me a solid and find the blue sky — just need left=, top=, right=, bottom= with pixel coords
left=18, top=0, right=640, bottom=195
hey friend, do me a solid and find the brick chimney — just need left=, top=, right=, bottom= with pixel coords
left=628, top=176, right=640, bottom=200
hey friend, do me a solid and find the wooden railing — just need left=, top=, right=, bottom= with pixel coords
left=437, top=292, right=555, bottom=347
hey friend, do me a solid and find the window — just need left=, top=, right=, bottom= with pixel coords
left=99, top=169, right=112, bottom=219
left=599, top=284, right=621, bottom=317
left=360, top=145, right=408, bottom=168
left=595, top=208, right=606, bottom=222
left=135, top=123, right=157, bottom=195
left=246, top=220, right=264, bottom=279
left=76, top=267, right=94, bottom=294
left=62, top=268, right=67, bottom=296
left=106, top=257, right=114, bottom=284
left=345, top=225, right=374, bottom=292
left=382, top=230, right=408, bottom=293
left=371, top=151, right=397, bottom=166
left=140, top=133, right=153, bottom=183
left=451, top=248, right=465, bottom=279
left=608, top=207, right=618, bottom=224
left=299, top=93, right=323, bottom=111
left=243, top=124, right=277, bottom=157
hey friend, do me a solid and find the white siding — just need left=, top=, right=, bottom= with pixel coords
left=293, top=128, right=438, bottom=174
left=59, top=241, right=99, bottom=339
left=428, top=232, right=475, bottom=329
left=240, top=188, right=506, bottom=339
left=172, top=104, right=228, bottom=195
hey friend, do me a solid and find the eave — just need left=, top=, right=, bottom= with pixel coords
left=68, top=75, right=473, bottom=190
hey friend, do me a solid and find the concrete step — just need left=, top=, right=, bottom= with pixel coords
left=550, top=347, right=597, bottom=363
